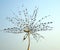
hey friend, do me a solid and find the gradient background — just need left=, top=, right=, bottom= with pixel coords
left=0, top=0, right=60, bottom=50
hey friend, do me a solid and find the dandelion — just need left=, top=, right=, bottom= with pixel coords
left=2, top=7, right=53, bottom=50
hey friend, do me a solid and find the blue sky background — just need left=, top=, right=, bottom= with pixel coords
left=0, top=0, right=60, bottom=50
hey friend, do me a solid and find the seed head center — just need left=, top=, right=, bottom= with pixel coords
left=24, top=25, right=30, bottom=33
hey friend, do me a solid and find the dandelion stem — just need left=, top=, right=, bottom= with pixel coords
left=27, top=32, right=30, bottom=50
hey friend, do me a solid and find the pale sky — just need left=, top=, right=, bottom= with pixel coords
left=0, top=0, right=60, bottom=50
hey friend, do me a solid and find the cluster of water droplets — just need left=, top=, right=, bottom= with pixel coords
left=2, top=7, right=53, bottom=41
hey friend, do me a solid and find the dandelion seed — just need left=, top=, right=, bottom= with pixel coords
left=1, top=7, right=53, bottom=50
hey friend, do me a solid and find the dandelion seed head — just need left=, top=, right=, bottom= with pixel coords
left=2, top=7, right=53, bottom=41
